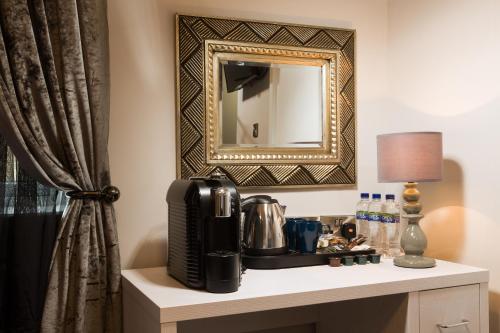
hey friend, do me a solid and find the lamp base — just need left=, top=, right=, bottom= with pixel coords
left=394, top=183, right=437, bottom=269
left=394, top=254, right=436, bottom=268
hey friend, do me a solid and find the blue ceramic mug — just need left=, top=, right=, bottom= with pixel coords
left=297, top=220, right=322, bottom=254
left=285, top=219, right=322, bottom=253
left=285, top=218, right=303, bottom=252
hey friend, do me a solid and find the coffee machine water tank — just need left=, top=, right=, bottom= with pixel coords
left=166, top=174, right=241, bottom=293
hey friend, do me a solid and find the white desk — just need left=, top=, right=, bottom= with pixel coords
left=122, top=259, right=489, bottom=333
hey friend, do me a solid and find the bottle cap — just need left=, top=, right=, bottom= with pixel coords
left=372, top=193, right=381, bottom=199
left=386, top=194, right=395, bottom=200
left=361, top=193, right=369, bottom=199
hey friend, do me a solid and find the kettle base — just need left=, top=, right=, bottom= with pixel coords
left=243, top=246, right=288, bottom=256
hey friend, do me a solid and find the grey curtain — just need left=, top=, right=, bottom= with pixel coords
left=0, top=1, right=121, bottom=332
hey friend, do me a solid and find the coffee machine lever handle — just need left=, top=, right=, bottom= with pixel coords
left=214, top=187, right=232, bottom=217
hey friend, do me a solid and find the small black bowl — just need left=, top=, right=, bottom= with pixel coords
left=342, top=255, right=355, bottom=266
left=368, top=253, right=381, bottom=264
left=355, top=254, right=368, bottom=265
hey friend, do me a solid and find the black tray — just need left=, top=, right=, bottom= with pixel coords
left=242, top=249, right=376, bottom=269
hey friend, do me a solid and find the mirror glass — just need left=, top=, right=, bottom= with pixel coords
left=218, top=59, right=325, bottom=148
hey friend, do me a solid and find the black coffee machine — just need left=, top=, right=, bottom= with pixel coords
left=166, top=173, right=241, bottom=293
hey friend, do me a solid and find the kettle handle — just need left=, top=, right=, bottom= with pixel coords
left=241, top=195, right=273, bottom=210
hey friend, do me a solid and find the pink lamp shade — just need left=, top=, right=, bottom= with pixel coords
left=377, top=132, right=443, bottom=183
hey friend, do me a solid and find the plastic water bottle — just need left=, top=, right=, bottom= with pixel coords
left=355, top=193, right=370, bottom=238
left=367, top=193, right=383, bottom=253
left=382, top=194, right=401, bottom=258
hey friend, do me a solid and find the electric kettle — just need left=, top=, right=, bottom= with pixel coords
left=241, top=195, right=287, bottom=256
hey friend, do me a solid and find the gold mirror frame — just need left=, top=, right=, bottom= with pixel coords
left=206, top=40, right=338, bottom=163
left=176, top=14, right=356, bottom=188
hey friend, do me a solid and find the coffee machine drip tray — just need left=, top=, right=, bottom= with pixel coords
left=242, top=249, right=375, bottom=270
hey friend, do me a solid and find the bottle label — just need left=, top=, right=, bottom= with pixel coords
left=368, top=212, right=381, bottom=222
left=381, top=213, right=400, bottom=223
left=381, top=213, right=394, bottom=223
left=356, top=210, right=368, bottom=220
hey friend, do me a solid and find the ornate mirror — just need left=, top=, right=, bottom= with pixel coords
left=176, top=15, right=356, bottom=188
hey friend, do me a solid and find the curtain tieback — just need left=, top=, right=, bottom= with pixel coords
left=66, top=185, right=120, bottom=202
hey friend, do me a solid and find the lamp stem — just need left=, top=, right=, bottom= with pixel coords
left=393, top=182, right=436, bottom=268
left=402, top=182, right=421, bottom=215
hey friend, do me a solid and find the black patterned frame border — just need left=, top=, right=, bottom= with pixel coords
left=176, top=14, right=356, bottom=188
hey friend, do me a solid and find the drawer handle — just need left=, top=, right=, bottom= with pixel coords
left=437, top=319, right=470, bottom=329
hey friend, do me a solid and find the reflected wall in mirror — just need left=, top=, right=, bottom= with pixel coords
left=176, top=15, right=356, bottom=188
left=219, top=59, right=324, bottom=148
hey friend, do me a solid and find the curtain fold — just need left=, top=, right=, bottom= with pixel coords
left=0, top=1, right=121, bottom=332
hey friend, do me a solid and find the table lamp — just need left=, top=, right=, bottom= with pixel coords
left=377, top=132, right=443, bottom=268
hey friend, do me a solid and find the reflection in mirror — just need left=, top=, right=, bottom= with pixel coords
left=219, top=59, right=325, bottom=148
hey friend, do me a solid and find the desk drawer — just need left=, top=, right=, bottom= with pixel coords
left=419, top=284, right=479, bottom=333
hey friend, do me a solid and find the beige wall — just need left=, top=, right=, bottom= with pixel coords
left=108, top=0, right=500, bottom=329
left=387, top=0, right=500, bottom=330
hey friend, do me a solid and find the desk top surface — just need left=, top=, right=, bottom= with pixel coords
left=122, top=259, right=488, bottom=323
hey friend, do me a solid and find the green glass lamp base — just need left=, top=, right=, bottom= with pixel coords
left=394, top=255, right=436, bottom=268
